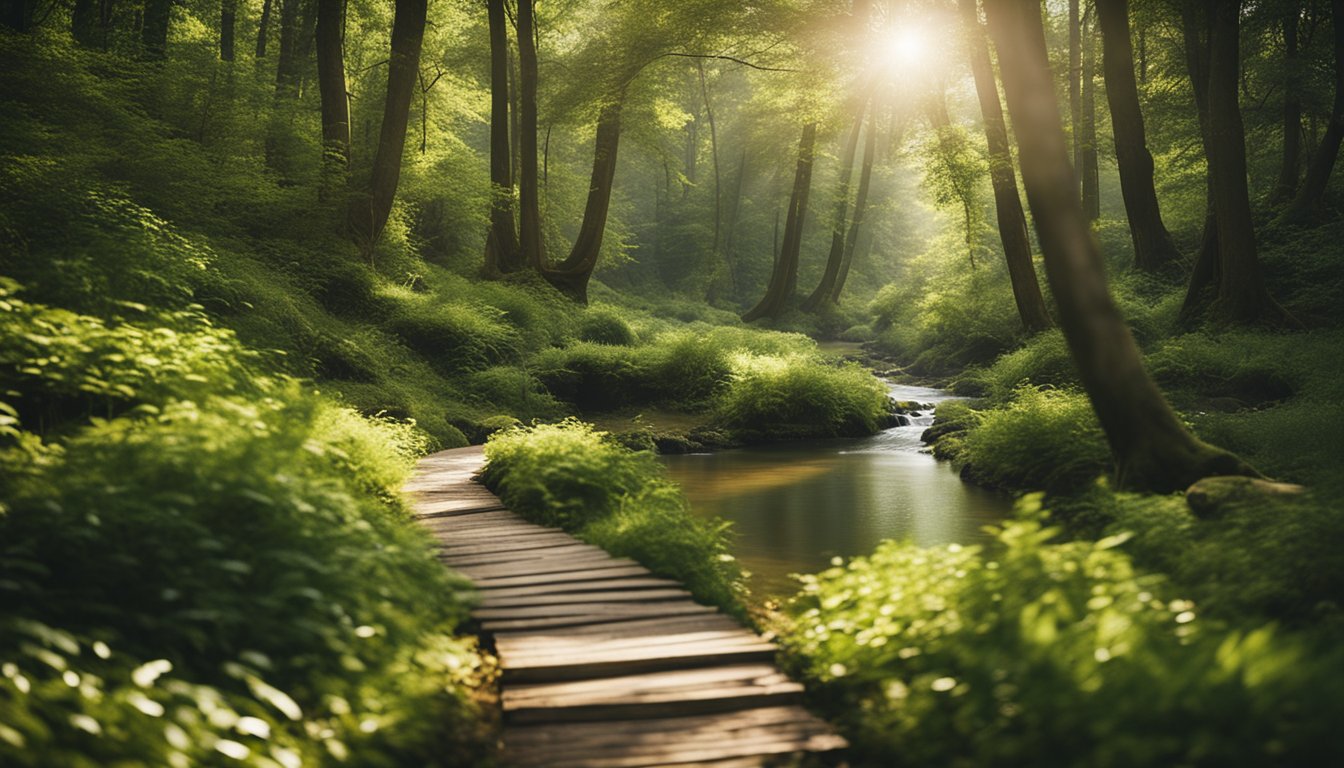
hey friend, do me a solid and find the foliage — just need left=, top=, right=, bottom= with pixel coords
left=956, top=387, right=1110, bottom=492
left=480, top=420, right=746, bottom=614
left=578, top=304, right=638, bottom=345
left=717, top=353, right=891, bottom=440
left=778, top=510, right=1344, bottom=767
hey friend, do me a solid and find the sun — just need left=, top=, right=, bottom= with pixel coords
left=880, top=26, right=929, bottom=69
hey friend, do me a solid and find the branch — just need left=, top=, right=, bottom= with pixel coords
left=654, top=52, right=797, bottom=73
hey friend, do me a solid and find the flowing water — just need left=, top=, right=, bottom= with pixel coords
left=661, top=384, right=1013, bottom=598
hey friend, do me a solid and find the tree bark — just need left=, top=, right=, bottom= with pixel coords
left=961, top=0, right=1053, bottom=332
left=984, top=0, right=1256, bottom=493
left=698, top=62, right=724, bottom=271
left=544, top=97, right=625, bottom=302
left=315, top=0, right=349, bottom=170
left=1096, top=0, right=1181, bottom=270
left=1069, top=0, right=1082, bottom=198
left=72, top=0, right=97, bottom=45
left=1283, top=0, right=1344, bottom=222
left=1080, top=3, right=1101, bottom=221
left=743, top=123, right=817, bottom=322
left=220, top=0, right=237, bottom=61
left=274, top=0, right=303, bottom=97
left=804, top=105, right=866, bottom=311
left=256, top=0, right=273, bottom=58
left=831, top=110, right=877, bottom=304
left=142, top=0, right=172, bottom=60
left=348, top=0, right=426, bottom=249
left=1271, top=3, right=1303, bottom=204
left=517, top=0, right=546, bottom=270
left=722, top=147, right=749, bottom=295
left=1178, top=2, right=1219, bottom=321
left=484, top=0, right=523, bottom=275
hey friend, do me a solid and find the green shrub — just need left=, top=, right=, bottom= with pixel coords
left=578, top=305, right=637, bottom=345
left=480, top=420, right=746, bottom=614
left=532, top=342, right=646, bottom=411
left=778, top=512, right=1344, bottom=767
left=461, top=366, right=564, bottom=422
left=716, top=353, right=890, bottom=440
left=1146, top=332, right=1299, bottom=406
left=973, top=330, right=1078, bottom=402
left=958, top=386, right=1110, bottom=492
left=385, top=300, right=521, bottom=374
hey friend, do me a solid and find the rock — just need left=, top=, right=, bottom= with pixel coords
left=1186, top=475, right=1306, bottom=519
left=896, top=415, right=911, bottom=427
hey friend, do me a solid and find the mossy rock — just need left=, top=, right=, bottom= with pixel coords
left=1186, top=476, right=1306, bottom=519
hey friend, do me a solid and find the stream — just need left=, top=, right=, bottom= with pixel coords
left=660, top=384, right=1014, bottom=598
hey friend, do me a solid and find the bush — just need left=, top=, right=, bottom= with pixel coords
left=480, top=420, right=746, bottom=614
left=777, top=511, right=1344, bottom=767
left=970, top=330, right=1078, bottom=402
left=385, top=299, right=521, bottom=374
left=957, top=386, right=1110, bottom=492
left=578, top=305, right=637, bottom=345
left=716, top=354, right=891, bottom=440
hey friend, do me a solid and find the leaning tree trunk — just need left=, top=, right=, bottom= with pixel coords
left=142, top=0, right=172, bottom=60
left=484, top=0, right=522, bottom=275
left=961, top=0, right=1053, bottom=332
left=804, top=105, right=866, bottom=311
left=1096, top=0, right=1181, bottom=270
left=831, top=110, right=877, bottom=304
left=220, top=0, right=237, bottom=61
left=544, top=97, right=625, bottom=302
left=1080, top=3, right=1101, bottom=221
left=517, top=0, right=546, bottom=270
left=348, top=0, right=426, bottom=249
left=1205, top=1, right=1282, bottom=323
left=743, top=123, right=817, bottom=322
left=984, top=0, right=1257, bottom=493
left=1283, top=0, right=1344, bottom=223
left=1271, top=3, right=1303, bottom=205
left=315, top=0, right=349, bottom=175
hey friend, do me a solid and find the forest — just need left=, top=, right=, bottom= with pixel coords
left=1, top=0, right=1342, bottom=764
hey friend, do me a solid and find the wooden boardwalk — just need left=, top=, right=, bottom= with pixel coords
left=407, top=446, right=846, bottom=768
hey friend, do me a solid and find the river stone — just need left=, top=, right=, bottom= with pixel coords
left=1185, top=476, right=1306, bottom=518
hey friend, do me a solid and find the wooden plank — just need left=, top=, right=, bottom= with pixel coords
left=477, top=577, right=682, bottom=599
left=435, top=535, right=579, bottom=556
left=500, top=639, right=778, bottom=684
left=471, top=565, right=653, bottom=589
left=480, top=606, right=721, bottom=634
left=454, top=556, right=642, bottom=580
left=496, top=628, right=766, bottom=657
left=496, top=614, right=745, bottom=639
left=505, top=731, right=848, bottom=768
left=441, top=543, right=609, bottom=567
left=480, top=588, right=693, bottom=609
left=475, top=601, right=717, bottom=622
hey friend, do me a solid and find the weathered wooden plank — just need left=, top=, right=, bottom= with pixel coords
left=434, top=535, right=579, bottom=556
left=480, top=606, right=722, bottom=634
left=456, top=557, right=644, bottom=580
left=441, top=543, right=609, bottom=567
left=496, top=628, right=767, bottom=658
left=480, top=588, right=693, bottom=609
left=471, top=565, right=653, bottom=589
left=475, top=601, right=719, bottom=623
left=477, top=577, right=682, bottom=599
left=500, top=639, right=778, bottom=684
left=497, top=613, right=745, bottom=640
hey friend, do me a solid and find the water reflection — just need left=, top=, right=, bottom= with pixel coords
left=661, top=384, right=1012, bottom=598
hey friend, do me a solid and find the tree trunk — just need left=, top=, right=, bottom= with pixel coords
left=220, top=0, right=237, bottom=61
left=1080, top=3, right=1101, bottom=221
left=517, top=0, right=545, bottom=270
left=142, top=0, right=172, bottom=60
left=256, top=0, right=273, bottom=58
left=698, top=61, right=724, bottom=280
left=1096, top=0, right=1181, bottom=270
left=72, top=0, right=98, bottom=45
left=274, top=0, right=303, bottom=97
left=743, top=123, right=817, bottom=322
left=1178, top=2, right=1221, bottom=321
left=1283, top=0, right=1344, bottom=222
left=961, top=0, right=1053, bottom=332
left=544, top=97, right=625, bottom=302
left=1069, top=0, right=1082, bottom=198
left=984, top=0, right=1256, bottom=493
left=831, top=110, right=877, bottom=304
left=1271, top=3, right=1303, bottom=204
left=315, top=0, right=349, bottom=171
left=348, top=0, right=426, bottom=249
left=484, top=0, right=522, bottom=275
left=722, top=147, right=749, bottom=296
left=1, top=0, right=27, bottom=31
left=804, top=106, right=866, bottom=311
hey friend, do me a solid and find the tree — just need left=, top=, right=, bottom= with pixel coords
left=220, top=0, right=237, bottom=62
left=274, top=0, right=304, bottom=98
left=1271, top=1, right=1303, bottom=204
left=1069, top=0, right=1083, bottom=198
left=829, top=110, right=877, bottom=304
left=1283, top=0, right=1344, bottom=222
left=803, top=103, right=866, bottom=311
left=959, top=0, right=1052, bottom=332
left=348, top=0, right=427, bottom=249
left=143, top=0, right=173, bottom=60
left=1080, top=2, right=1100, bottom=221
left=1096, top=0, right=1180, bottom=270
left=257, top=0, right=274, bottom=58
left=2, top=0, right=28, bottom=31
left=983, top=0, right=1256, bottom=492
left=72, top=0, right=98, bottom=46
left=517, top=0, right=545, bottom=272
left=743, top=122, right=817, bottom=322
left=484, top=0, right=522, bottom=276
left=315, top=0, right=349, bottom=172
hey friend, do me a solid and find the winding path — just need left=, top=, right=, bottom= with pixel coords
left=406, top=446, right=846, bottom=767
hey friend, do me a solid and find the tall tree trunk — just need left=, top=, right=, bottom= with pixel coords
left=1271, top=3, right=1303, bottom=204
left=743, top=123, right=817, bottom=322
left=831, top=110, right=877, bottom=304
left=509, top=46, right=521, bottom=187
left=72, top=0, right=98, bottom=45
left=484, top=0, right=522, bottom=275
left=1096, top=0, right=1180, bottom=270
left=142, top=0, right=172, bottom=60
left=274, top=0, right=303, bottom=97
left=1179, top=2, right=1221, bottom=321
left=256, top=0, right=273, bottom=58
left=545, top=97, right=625, bottom=302
left=1069, top=0, right=1082, bottom=198
left=984, top=0, right=1257, bottom=493
left=220, top=0, right=237, bottom=61
left=722, top=147, right=749, bottom=296
left=1283, top=0, right=1344, bottom=222
left=517, top=0, right=545, bottom=270
left=1205, top=1, right=1282, bottom=323
left=315, top=0, right=349, bottom=171
left=961, top=0, right=1053, bottom=332
left=1080, top=3, right=1101, bottom=221
left=698, top=61, right=724, bottom=277
left=347, top=0, right=426, bottom=249
left=804, top=107, right=865, bottom=311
